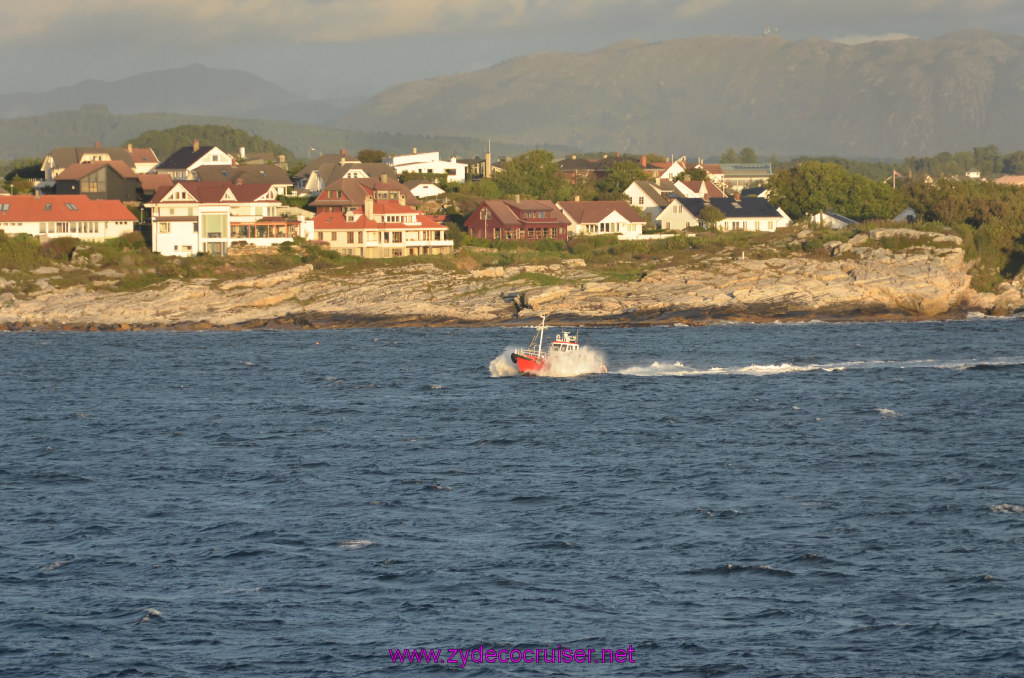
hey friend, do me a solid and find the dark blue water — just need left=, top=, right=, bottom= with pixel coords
left=2, top=319, right=1023, bottom=677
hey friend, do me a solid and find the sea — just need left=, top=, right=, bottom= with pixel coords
left=1, top=318, right=1022, bottom=677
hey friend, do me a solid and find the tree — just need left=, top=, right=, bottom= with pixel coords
left=699, top=204, right=725, bottom=230
left=767, top=160, right=899, bottom=221
left=739, top=147, right=758, bottom=163
left=494, top=149, right=572, bottom=201
left=720, top=148, right=740, bottom=164
left=594, top=160, right=648, bottom=199
left=125, top=124, right=292, bottom=162
left=678, top=166, right=709, bottom=182
left=357, top=149, right=388, bottom=163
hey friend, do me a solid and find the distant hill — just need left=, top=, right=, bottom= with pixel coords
left=0, top=104, right=539, bottom=163
left=334, top=30, right=1024, bottom=158
left=0, top=64, right=355, bottom=125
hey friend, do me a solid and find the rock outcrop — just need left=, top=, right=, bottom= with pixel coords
left=1, top=234, right=1021, bottom=330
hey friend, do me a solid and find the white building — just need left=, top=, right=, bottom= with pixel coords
left=146, top=181, right=311, bottom=256
left=0, top=194, right=137, bottom=240
left=557, top=200, right=647, bottom=240
left=386, top=150, right=467, bottom=183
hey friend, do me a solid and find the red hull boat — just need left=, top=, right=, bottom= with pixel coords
left=510, top=315, right=603, bottom=375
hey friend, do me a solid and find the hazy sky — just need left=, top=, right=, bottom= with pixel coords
left=2, top=0, right=1022, bottom=98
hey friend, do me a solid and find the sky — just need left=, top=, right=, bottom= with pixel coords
left=2, top=0, right=1022, bottom=98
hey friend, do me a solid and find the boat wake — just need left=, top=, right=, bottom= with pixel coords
left=617, top=356, right=1024, bottom=377
left=490, top=346, right=607, bottom=378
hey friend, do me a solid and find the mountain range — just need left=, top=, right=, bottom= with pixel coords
left=335, top=30, right=1024, bottom=158
left=2, top=31, right=1024, bottom=161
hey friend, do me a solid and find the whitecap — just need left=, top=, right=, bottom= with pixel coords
left=876, top=408, right=901, bottom=418
left=989, top=503, right=1024, bottom=514
left=337, top=539, right=376, bottom=549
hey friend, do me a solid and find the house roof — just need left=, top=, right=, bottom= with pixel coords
left=195, top=164, right=291, bottom=185
left=47, top=146, right=142, bottom=169
left=149, top=181, right=279, bottom=204
left=139, top=174, right=174, bottom=193
left=475, top=199, right=570, bottom=227
left=0, top=195, right=137, bottom=222
left=631, top=181, right=672, bottom=208
left=295, top=154, right=398, bottom=181
left=313, top=202, right=439, bottom=231
left=55, top=160, right=139, bottom=182
left=311, top=176, right=416, bottom=207
left=679, top=196, right=786, bottom=219
left=157, top=145, right=223, bottom=171
left=675, top=180, right=726, bottom=198
left=557, top=200, right=645, bottom=224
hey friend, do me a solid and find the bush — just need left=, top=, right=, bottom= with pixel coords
left=0, top=233, right=45, bottom=270
left=40, top=237, right=79, bottom=262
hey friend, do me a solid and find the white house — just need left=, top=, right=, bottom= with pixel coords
left=557, top=200, right=647, bottom=239
left=624, top=180, right=673, bottom=219
left=0, top=194, right=137, bottom=240
left=810, top=211, right=858, bottom=230
left=152, top=141, right=233, bottom=181
left=386, top=150, right=467, bottom=183
left=146, top=181, right=310, bottom=256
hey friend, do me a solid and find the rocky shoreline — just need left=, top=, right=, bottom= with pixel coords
left=2, top=229, right=1023, bottom=331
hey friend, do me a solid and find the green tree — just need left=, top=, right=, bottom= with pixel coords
left=125, top=125, right=292, bottom=162
left=739, top=147, right=758, bottom=163
left=767, top=161, right=899, bottom=221
left=594, top=160, right=647, bottom=199
left=699, top=204, right=725, bottom=230
left=357, top=149, right=388, bottom=163
left=720, top=148, right=740, bottom=163
left=494, top=149, right=572, bottom=201
left=678, top=166, right=709, bottom=182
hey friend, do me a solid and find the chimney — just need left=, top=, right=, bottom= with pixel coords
left=641, top=155, right=647, bottom=168
left=364, top=194, right=375, bottom=220
left=412, top=147, right=417, bottom=154
left=239, top=146, right=246, bottom=159
left=616, top=152, right=620, bottom=158
left=574, top=195, right=581, bottom=202
left=340, top=149, right=346, bottom=157
left=193, top=139, right=200, bottom=152
left=514, top=194, right=521, bottom=203
left=94, top=141, right=100, bottom=148
left=127, top=143, right=133, bottom=152
left=734, top=192, right=742, bottom=201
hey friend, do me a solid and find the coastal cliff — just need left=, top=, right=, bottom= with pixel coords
left=2, top=229, right=1022, bottom=330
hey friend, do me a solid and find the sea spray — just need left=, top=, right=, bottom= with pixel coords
left=489, top=348, right=520, bottom=377
left=488, top=346, right=607, bottom=378
left=538, top=346, right=607, bottom=377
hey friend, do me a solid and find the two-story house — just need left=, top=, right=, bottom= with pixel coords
left=292, top=151, right=399, bottom=195
left=465, top=199, right=571, bottom=241
left=312, top=194, right=452, bottom=258
left=310, top=175, right=416, bottom=215
left=40, top=143, right=159, bottom=184
left=53, top=161, right=144, bottom=202
left=146, top=181, right=303, bottom=256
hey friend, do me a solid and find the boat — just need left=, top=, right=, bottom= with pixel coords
left=510, top=315, right=605, bottom=375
